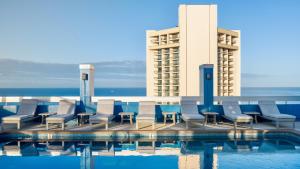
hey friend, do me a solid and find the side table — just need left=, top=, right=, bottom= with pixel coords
left=162, top=112, right=177, bottom=125
left=202, top=112, right=219, bottom=125
left=119, top=112, right=135, bottom=125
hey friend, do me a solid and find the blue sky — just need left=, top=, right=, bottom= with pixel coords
left=0, top=0, right=300, bottom=87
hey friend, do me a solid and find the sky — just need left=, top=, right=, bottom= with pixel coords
left=0, top=0, right=300, bottom=88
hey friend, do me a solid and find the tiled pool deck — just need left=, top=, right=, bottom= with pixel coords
left=1, top=121, right=299, bottom=138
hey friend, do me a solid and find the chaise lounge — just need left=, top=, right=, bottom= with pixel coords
left=258, top=100, right=296, bottom=128
left=180, top=99, right=205, bottom=129
left=46, top=100, right=76, bottom=130
left=89, top=99, right=115, bottom=130
left=222, top=101, right=253, bottom=130
left=136, top=101, right=156, bottom=130
left=1, top=99, right=38, bottom=130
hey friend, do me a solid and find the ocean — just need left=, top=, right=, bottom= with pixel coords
left=0, top=87, right=300, bottom=96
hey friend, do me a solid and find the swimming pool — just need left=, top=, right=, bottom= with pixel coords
left=0, top=133, right=300, bottom=169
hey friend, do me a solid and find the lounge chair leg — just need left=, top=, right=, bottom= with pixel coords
left=293, top=121, right=295, bottom=129
left=234, top=122, right=237, bottom=131
left=105, top=122, right=108, bottom=130
left=46, top=122, right=49, bottom=130
left=62, top=123, right=65, bottom=130
left=17, top=122, right=21, bottom=130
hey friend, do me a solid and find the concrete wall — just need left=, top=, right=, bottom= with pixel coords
left=179, top=5, right=218, bottom=96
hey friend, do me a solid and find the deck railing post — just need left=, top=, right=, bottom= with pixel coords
left=79, top=64, right=95, bottom=106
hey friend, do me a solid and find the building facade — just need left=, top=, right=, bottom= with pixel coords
left=146, top=4, right=240, bottom=97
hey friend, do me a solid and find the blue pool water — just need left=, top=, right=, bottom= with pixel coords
left=0, top=87, right=300, bottom=96
left=0, top=135, right=300, bottom=169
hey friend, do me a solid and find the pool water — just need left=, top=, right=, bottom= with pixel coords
left=0, top=136, right=300, bottom=169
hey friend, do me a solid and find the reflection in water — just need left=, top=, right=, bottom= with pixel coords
left=0, top=137, right=300, bottom=169
left=80, top=144, right=94, bottom=169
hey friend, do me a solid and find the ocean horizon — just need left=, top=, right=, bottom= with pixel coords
left=0, top=87, right=300, bottom=96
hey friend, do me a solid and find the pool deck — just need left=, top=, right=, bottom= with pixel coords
left=1, top=121, right=300, bottom=139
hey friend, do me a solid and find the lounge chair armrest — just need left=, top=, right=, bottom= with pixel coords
left=39, top=112, right=57, bottom=116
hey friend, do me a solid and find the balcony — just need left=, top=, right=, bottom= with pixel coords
left=163, top=62, right=170, bottom=66
left=153, top=50, right=161, bottom=55
left=154, top=75, right=162, bottom=80
left=172, top=49, right=179, bottom=53
left=163, top=74, right=170, bottom=79
left=163, top=57, right=169, bottom=62
left=163, top=68, right=170, bottom=73
left=154, top=88, right=162, bottom=92
left=163, top=82, right=170, bottom=85
left=160, top=35, right=167, bottom=41
left=173, top=61, right=179, bottom=66
left=151, top=39, right=159, bottom=44
left=171, top=82, right=179, bottom=86
left=154, top=81, right=162, bottom=85
left=232, top=39, right=237, bottom=44
left=172, top=89, right=179, bottom=93
left=154, top=70, right=162, bottom=74
left=154, top=57, right=162, bottom=62
left=154, top=63, right=162, bottom=68
left=172, top=57, right=179, bottom=61
left=169, top=36, right=179, bottom=41
left=172, top=68, right=179, bottom=73
left=172, top=93, right=179, bottom=96
left=172, top=74, right=179, bottom=79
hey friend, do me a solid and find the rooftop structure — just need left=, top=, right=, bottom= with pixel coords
left=146, top=4, right=240, bottom=97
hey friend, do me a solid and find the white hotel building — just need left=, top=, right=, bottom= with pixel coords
left=146, top=4, right=241, bottom=97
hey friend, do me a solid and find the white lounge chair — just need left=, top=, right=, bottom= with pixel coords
left=2, top=141, right=38, bottom=156
left=222, top=101, right=253, bottom=130
left=89, top=99, right=115, bottom=130
left=1, top=99, right=38, bottom=130
left=46, top=100, right=76, bottom=130
left=258, top=100, right=296, bottom=128
left=136, top=101, right=156, bottom=130
left=180, top=99, right=205, bottom=129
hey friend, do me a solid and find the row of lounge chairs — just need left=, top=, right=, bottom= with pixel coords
left=0, top=99, right=296, bottom=130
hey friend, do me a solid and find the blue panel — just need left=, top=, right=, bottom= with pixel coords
left=200, top=65, right=214, bottom=110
